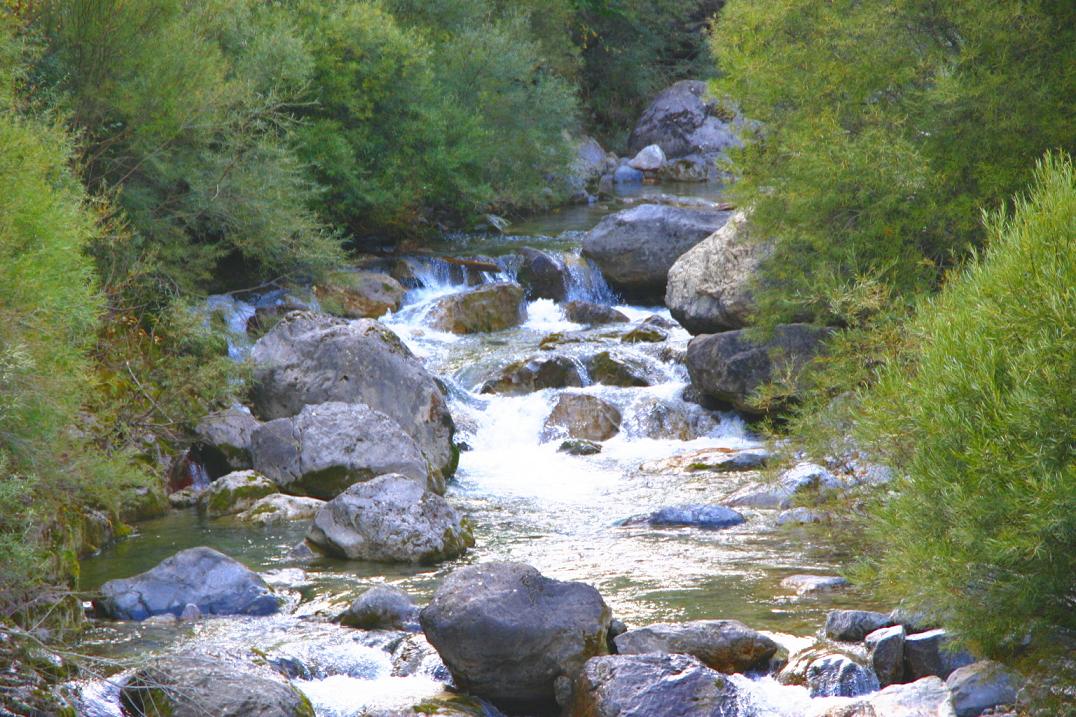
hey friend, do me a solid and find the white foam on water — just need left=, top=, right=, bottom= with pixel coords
left=522, top=298, right=582, bottom=333
left=297, top=674, right=445, bottom=717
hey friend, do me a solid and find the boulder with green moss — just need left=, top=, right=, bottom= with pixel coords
left=314, top=270, right=406, bottom=319
left=201, top=470, right=278, bottom=517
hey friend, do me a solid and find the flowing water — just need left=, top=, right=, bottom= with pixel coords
left=75, top=188, right=883, bottom=716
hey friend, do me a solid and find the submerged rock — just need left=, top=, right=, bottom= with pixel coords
left=95, top=546, right=279, bottom=620
left=626, top=505, right=745, bottom=530
left=613, top=620, right=777, bottom=674
left=201, top=470, right=278, bottom=517
left=559, top=438, right=603, bottom=456
left=427, top=282, right=526, bottom=334
left=338, top=585, right=419, bottom=631
left=250, top=313, right=455, bottom=479
left=780, top=574, right=850, bottom=595
left=582, top=204, right=732, bottom=299
left=563, top=300, right=629, bottom=325
left=237, top=494, right=324, bottom=526
left=251, top=401, right=433, bottom=499
left=665, top=210, right=771, bottom=334
left=640, top=447, right=769, bottom=475
left=542, top=393, right=622, bottom=442
left=569, top=653, right=742, bottom=717
left=685, top=323, right=832, bottom=414
left=420, top=561, right=611, bottom=713
left=623, top=397, right=717, bottom=441
left=306, top=474, right=473, bottom=564
left=480, top=355, right=585, bottom=395
left=120, top=656, right=314, bottom=717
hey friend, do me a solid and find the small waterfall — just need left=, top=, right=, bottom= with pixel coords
left=562, top=251, right=619, bottom=305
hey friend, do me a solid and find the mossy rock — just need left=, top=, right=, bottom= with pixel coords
left=202, top=470, right=278, bottom=517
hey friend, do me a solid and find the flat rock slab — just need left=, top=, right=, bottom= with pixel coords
left=613, top=619, right=778, bottom=674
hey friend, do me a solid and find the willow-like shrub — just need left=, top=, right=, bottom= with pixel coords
left=859, top=153, right=1075, bottom=657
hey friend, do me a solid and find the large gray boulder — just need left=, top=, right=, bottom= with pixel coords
left=946, top=661, right=1017, bottom=717
left=420, top=561, right=611, bottom=713
left=306, top=474, right=473, bottom=564
left=120, top=656, right=314, bottom=717
left=904, top=629, right=975, bottom=681
left=685, top=323, right=831, bottom=414
left=427, top=283, right=526, bottom=334
left=250, top=313, right=455, bottom=479
left=613, top=620, right=778, bottom=674
left=582, top=204, right=732, bottom=299
left=194, top=406, right=259, bottom=477
left=866, top=624, right=907, bottom=687
left=95, top=547, right=278, bottom=620
left=665, top=211, right=771, bottom=334
left=822, top=676, right=957, bottom=717
left=314, top=270, right=406, bottom=319
left=568, top=653, right=743, bottom=717
left=251, top=402, right=433, bottom=498
left=628, top=80, right=741, bottom=161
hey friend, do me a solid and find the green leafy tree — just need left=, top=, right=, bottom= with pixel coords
left=712, top=0, right=1075, bottom=326
left=858, top=152, right=1076, bottom=659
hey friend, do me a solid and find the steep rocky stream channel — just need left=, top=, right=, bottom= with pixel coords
left=73, top=185, right=898, bottom=717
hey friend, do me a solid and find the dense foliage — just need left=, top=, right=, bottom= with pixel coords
left=859, top=153, right=1075, bottom=658
left=713, top=0, right=1075, bottom=326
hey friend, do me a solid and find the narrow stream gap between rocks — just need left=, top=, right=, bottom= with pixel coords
left=73, top=184, right=896, bottom=717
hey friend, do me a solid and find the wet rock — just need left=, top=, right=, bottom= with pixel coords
left=427, top=283, right=526, bottom=334
left=338, top=585, right=419, bottom=630
left=363, top=694, right=493, bottom=717
left=582, top=204, right=732, bottom=299
left=563, top=300, right=629, bottom=325
left=250, top=313, right=455, bottom=479
left=167, top=485, right=205, bottom=509
left=628, top=144, right=666, bottom=171
left=628, top=80, right=742, bottom=162
left=201, top=470, right=278, bottom=517
left=95, top=546, right=279, bottom=620
left=559, top=438, right=603, bottom=456
left=307, top=474, right=473, bottom=564
left=622, top=324, right=668, bottom=343
left=685, top=323, right=832, bottom=414
left=775, top=507, right=826, bottom=526
left=627, top=505, right=745, bottom=530
left=120, top=656, right=314, bottom=717
left=825, top=676, right=956, bottom=717
left=76, top=509, right=113, bottom=558
left=806, top=654, right=880, bottom=697
left=586, top=351, right=653, bottom=387
left=624, top=397, right=717, bottom=441
left=904, top=629, right=975, bottom=681
left=723, top=482, right=791, bottom=509
left=866, top=625, right=906, bottom=687
left=947, top=661, right=1017, bottom=717
left=780, top=575, right=850, bottom=595
left=517, top=248, right=569, bottom=301
left=420, top=561, right=611, bottom=713
left=613, top=164, right=644, bottom=185
left=825, top=610, right=895, bottom=642
left=251, top=401, right=434, bottom=499
left=194, top=406, right=259, bottom=476
left=237, top=494, right=324, bottom=526
left=542, top=393, right=622, bottom=442
left=640, top=447, right=770, bottom=474
left=314, top=270, right=406, bottom=319
left=389, top=633, right=451, bottom=682
left=480, top=355, right=585, bottom=395
left=568, top=653, right=742, bottom=717
left=614, top=620, right=777, bottom=674
left=666, top=211, right=771, bottom=334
